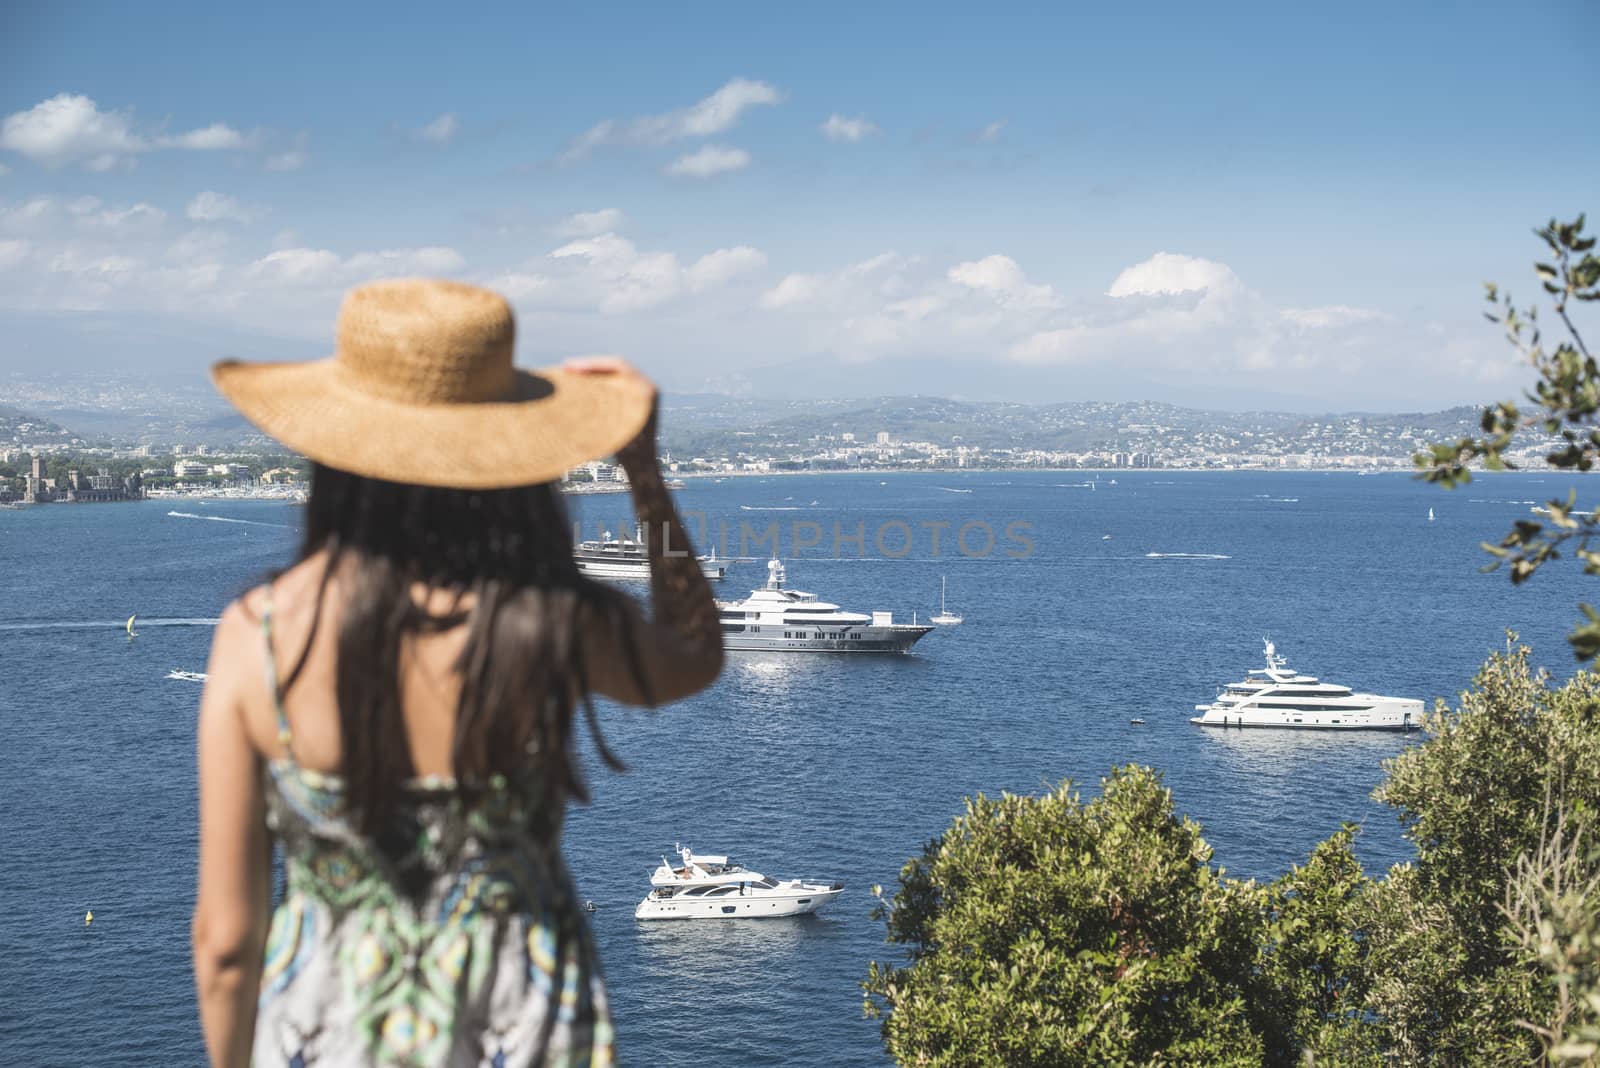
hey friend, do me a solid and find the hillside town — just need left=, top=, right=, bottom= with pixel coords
left=0, top=394, right=1555, bottom=500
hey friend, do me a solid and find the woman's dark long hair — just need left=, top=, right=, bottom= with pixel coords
left=279, top=462, right=646, bottom=836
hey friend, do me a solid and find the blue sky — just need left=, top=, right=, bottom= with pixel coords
left=2, top=1, right=1594, bottom=410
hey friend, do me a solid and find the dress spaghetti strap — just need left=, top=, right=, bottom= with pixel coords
left=259, top=590, right=293, bottom=758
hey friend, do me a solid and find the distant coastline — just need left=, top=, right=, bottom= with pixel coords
left=670, top=465, right=1441, bottom=479
left=143, top=486, right=306, bottom=502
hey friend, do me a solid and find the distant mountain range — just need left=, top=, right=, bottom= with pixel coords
left=4, top=374, right=1487, bottom=459
left=658, top=394, right=1486, bottom=459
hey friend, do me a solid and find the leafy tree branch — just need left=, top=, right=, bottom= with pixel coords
left=1418, top=215, right=1600, bottom=659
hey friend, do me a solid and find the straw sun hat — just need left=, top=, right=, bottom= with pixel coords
left=212, top=278, right=653, bottom=490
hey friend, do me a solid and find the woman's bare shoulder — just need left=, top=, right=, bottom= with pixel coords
left=208, top=556, right=329, bottom=684
left=247, top=553, right=334, bottom=624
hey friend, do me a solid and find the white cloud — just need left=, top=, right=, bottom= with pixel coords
left=0, top=192, right=1488, bottom=411
left=1107, top=252, right=1242, bottom=297
left=483, top=272, right=550, bottom=301
left=248, top=245, right=465, bottom=286
left=186, top=191, right=254, bottom=224
left=2, top=194, right=165, bottom=236
left=90, top=202, right=167, bottom=234
left=670, top=79, right=781, bottom=137
left=665, top=144, right=750, bottom=178
left=1281, top=305, right=1387, bottom=329
left=687, top=246, right=767, bottom=291
left=1004, top=251, right=1395, bottom=378
left=751, top=247, right=1311, bottom=375
left=885, top=295, right=942, bottom=321
left=50, top=251, right=141, bottom=277
left=0, top=204, right=478, bottom=324
left=0, top=94, right=246, bottom=169
left=760, top=253, right=907, bottom=311
left=265, top=150, right=306, bottom=171
left=166, top=228, right=231, bottom=263
left=1010, top=254, right=1262, bottom=367
left=539, top=232, right=766, bottom=314
left=562, top=78, right=781, bottom=161
left=413, top=113, right=459, bottom=145
left=552, top=208, right=624, bottom=238
left=948, top=254, right=1058, bottom=310
left=820, top=114, right=878, bottom=143
left=0, top=162, right=11, bottom=176
left=549, top=233, right=689, bottom=312
left=977, top=120, right=1007, bottom=143
left=760, top=273, right=822, bottom=308
left=247, top=247, right=343, bottom=284
left=265, top=134, right=308, bottom=172
left=346, top=246, right=465, bottom=275
left=1, top=95, right=144, bottom=168
left=159, top=123, right=245, bottom=150
left=0, top=239, right=31, bottom=270
left=1, top=197, right=57, bottom=234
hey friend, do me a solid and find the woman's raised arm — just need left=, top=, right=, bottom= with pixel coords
left=567, top=358, right=724, bottom=706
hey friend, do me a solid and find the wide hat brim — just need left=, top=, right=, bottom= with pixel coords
left=212, top=357, right=653, bottom=490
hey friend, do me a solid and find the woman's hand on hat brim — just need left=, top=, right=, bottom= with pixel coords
left=561, top=357, right=659, bottom=474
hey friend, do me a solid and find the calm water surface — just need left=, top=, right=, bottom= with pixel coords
left=0, top=471, right=1582, bottom=1065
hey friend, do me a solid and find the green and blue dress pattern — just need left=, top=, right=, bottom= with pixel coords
left=253, top=601, right=613, bottom=1067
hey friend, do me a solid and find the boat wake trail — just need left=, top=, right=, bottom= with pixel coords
left=167, top=510, right=292, bottom=528
left=935, top=487, right=974, bottom=494
left=1145, top=552, right=1232, bottom=560
left=0, top=618, right=222, bottom=632
left=738, top=505, right=805, bottom=511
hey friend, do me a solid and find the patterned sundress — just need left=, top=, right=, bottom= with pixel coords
left=251, top=598, right=614, bottom=1067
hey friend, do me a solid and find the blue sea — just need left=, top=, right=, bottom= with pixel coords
left=0, top=470, right=1584, bottom=1065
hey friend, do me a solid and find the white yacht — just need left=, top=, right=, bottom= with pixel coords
left=635, top=846, right=845, bottom=920
left=718, top=559, right=933, bottom=652
left=573, top=527, right=729, bottom=580
left=1191, top=640, right=1422, bottom=731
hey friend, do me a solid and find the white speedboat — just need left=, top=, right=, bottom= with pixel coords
left=574, top=527, right=729, bottom=580
left=1190, top=640, right=1421, bottom=731
left=718, top=559, right=933, bottom=652
left=635, top=846, right=844, bottom=920
left=166, top=669, right=208, bottom=682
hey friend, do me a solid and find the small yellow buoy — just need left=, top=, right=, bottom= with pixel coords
left=85, top=909, right=93, bottom=925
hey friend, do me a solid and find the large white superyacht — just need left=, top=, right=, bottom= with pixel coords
left=635, top=846, right=845, bottom=920
left=1190, top=640, right=1421, bottom=731
left=718, top=559, right=933, bottom=652
left=573, top=526, right=730, bottom=580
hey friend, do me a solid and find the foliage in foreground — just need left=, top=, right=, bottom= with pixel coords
left=865, top=646, right=1600, bottom=1066
left=864, top=766, right=1270, bottom=1065
left=1418, top=213, right=1599, bottom=660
